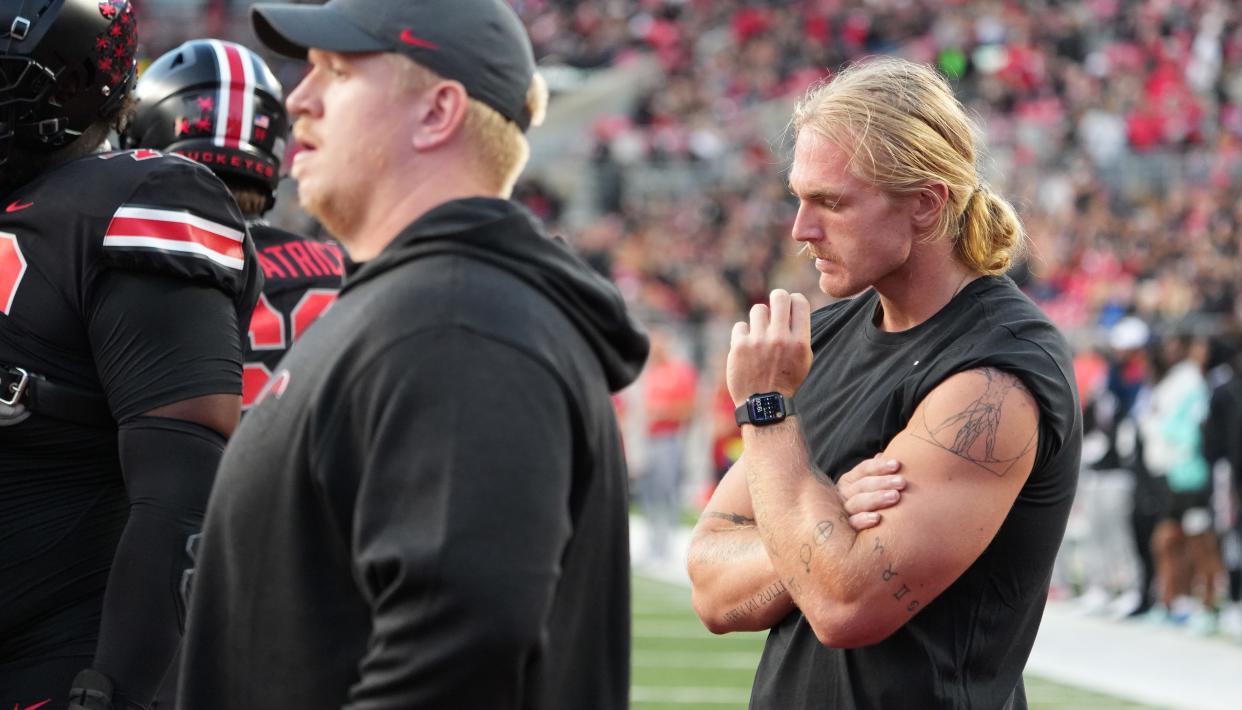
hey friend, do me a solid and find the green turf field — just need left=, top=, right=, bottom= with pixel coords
left=632, top=575, right=1165, bottom=709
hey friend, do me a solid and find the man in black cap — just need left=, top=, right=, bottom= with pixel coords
left=176, top=1, right=649, bottom=709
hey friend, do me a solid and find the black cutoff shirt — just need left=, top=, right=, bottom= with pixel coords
left=751, top=275, right=1081, bottom=710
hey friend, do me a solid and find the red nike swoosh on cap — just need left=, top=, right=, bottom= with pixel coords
left=18, top=700, right=52, bottom=710
left=5, top=200, right=33, bottom=212
left=398, top=29, right=439, bottom=50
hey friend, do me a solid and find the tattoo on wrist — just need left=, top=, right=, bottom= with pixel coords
left=702, top=511, right=756, bottom=526
left=722, top=580, right=789, bottom=624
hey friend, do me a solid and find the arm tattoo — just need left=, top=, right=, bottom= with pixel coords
left=813, top=519, right=835, bottom=546
left=913, top=367, right=1037, bottom=477
left=701, top=511, right=756, bottom=526
left=722, top=579, right=789, bottom=625
left=872, top=537, right=921, bottom=614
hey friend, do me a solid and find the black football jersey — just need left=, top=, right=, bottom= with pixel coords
left=0, top=148, right=261, bottom=671
left=243, top=223, right=343, bottom=408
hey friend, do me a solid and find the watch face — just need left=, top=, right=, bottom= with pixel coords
left=748, top=392, right=786, bottom=424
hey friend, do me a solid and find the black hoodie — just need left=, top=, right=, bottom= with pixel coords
left=178, top=198, right=649, bottom=710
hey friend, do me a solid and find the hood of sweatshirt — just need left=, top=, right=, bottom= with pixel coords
left=341, top=197, right=649, bottom=392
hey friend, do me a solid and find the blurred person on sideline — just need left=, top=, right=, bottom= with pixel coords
left=176, top=0, right=649, bottom=708
left=1140, top=333, right=1223, bottom=633
left=0, top=1, right=263, bottom=707
left=122, top=39, right=346, bottom=413
left=1105, top=317, right=1162, bottom=618
left=1204, top=337, right=1242, bottom=642
left=637, top=325, right=699, bottom=562
left=1073, top=316, right=1152, bottom=616
left=687, top=57, right=1081, bottom=709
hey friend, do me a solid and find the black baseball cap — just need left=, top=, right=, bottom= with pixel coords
left=251, top=0, right=537, bottom=131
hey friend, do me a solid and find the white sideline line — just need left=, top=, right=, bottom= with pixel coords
left=631, top=686, right=752, bottom=704
left=634, top=622, right=760, bottom=640
left=633, top=607, right=696, bottom=617
left=633, top=620, right=714, bottom=635
left=633, top=651, right=760, bottom=669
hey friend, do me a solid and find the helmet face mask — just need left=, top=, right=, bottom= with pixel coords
left=121, top=39, right=288, bottom=205
left=0, top=0, right=138, bottom=163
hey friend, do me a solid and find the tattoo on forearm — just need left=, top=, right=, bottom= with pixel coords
left=799, top=544, right=813, bottom=573
left=913, top=367, right=1037, bottom=477
left=893, top=584, right=920, bottom=612
left=814, top=519, right=835, bottom=546
left=702, top=511, right=756, bottom=526
left=873, top=537, right=922, bottom=614
left=722, top=580, right=788, bottom=624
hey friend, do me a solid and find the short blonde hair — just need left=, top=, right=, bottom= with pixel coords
left=792, top=57, right=1024, bottom=275
left=389, top=55, right=548, bottom=197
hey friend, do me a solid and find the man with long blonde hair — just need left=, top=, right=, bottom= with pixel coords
left=688, top=57, right=1081, bottom=708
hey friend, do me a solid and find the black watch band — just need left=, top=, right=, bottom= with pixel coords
left=735, top=392, right=796, bottom=427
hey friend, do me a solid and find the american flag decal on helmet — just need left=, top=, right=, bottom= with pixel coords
left=103, top=205, right=245, bottom=271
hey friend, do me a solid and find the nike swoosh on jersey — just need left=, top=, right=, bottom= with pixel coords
left=5, top=200, right=33, bottom=212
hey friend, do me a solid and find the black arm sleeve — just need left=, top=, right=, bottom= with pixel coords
left=92, top=417, right=225, bottom=708
left=88, top=269, right=243, bottom=423
left=333, top=330, right=575, bottom=709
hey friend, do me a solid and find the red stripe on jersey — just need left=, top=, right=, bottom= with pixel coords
left=106, top=217, right=244, bottom=261
left=223, top=44, right=247, bottom=149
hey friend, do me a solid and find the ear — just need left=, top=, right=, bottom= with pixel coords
left=411, top=80, right=470, bottom=152
left=910, top=181, right=949, bottom=236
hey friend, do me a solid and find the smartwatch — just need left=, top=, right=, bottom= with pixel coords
left=735, top=392, right=796, bottom=427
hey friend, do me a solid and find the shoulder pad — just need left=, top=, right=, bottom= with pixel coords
left=98, top=154, right=253, bottom=296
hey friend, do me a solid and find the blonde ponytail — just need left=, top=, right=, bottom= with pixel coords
left=956, top=185, right=1025, bottom=275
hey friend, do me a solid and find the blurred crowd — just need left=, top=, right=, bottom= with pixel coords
left=130, top=0, right=1242, bottom=639
left=512, top=0, right=1242, bottom=344
left=1066, top=316, right=1242, bottom=641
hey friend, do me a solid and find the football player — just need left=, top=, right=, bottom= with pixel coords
left=122, top=39, right=345, bottom=409
left=0, top=1, right=261, bottom=708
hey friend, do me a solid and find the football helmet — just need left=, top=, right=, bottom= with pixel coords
left=122, top=39, right=287, bottom=203
left=0, top=0, right=137, bottom=161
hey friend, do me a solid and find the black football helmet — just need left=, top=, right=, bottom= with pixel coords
left=122, top=39, right=287, bottom=205
left=0, top=0, right=137, bottom=162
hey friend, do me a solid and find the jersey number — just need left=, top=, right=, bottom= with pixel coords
left=0, top=232, right=27, bottom=315
left=243, top=289, right=337, bottom=407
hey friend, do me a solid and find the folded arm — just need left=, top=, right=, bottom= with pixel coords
left=744, top=367, right=1038, bottom=647
left=688, top=453, right=907, bottom=633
